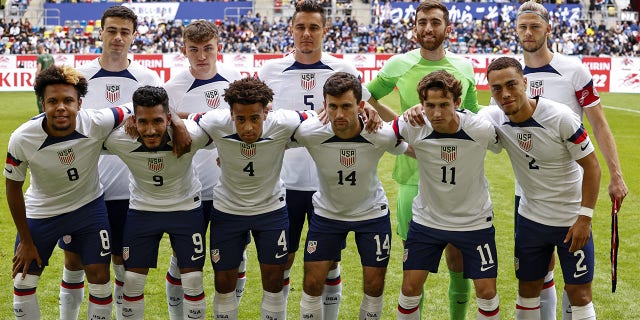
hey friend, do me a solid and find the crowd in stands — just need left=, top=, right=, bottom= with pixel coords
left=1, top=9, right=639, bottom=57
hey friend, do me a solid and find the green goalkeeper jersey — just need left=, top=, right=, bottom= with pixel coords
left=367, top=49, right=479, bottom=185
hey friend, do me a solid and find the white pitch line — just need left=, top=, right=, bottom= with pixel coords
left=603, top=105, right=640, bottom=115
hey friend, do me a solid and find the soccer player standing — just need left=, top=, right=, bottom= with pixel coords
left=59, top=6, right=189, bottom=320
left=394, top=70, right=500, bottom=320
left=366, top=1, right=479, bottom=318
left=258, top=1, right=371, bottom=317
left=294, top=72, right=408, bottom=320
left=480, top=57, right=600, bottom=320
left=103, top=86, right=211, bottom=320
left=163, top=19, right=243, bottom=318
left=192, top=78, right=313, bottom=319
left=6, top=65, right=132, bottom=320
left=515, top=2, right=627, bottom=318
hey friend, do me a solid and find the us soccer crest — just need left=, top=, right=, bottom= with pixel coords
left=340, top=149, right=356, bottom=168
left=123, top=247, right=130, bottom=260
left=105, top=84, right=120, bottom=103
left=241, top=143, right=256, bottom=159
left=211, top=249, right=220, bottom=263
left=517, top=132, right=533, bottom=152
left=148, top=158, right=164, bottom=173
left=57, top=148, right=75, bottom=166
left=440, top=146, right=457, bottom=163
left=301, top=73, right=315, bottom=91
left=62, top=235, right=72, bottom=244
left=307, top=241, right=317, bottom=254
left=403, top=248, right=408, bottom=262
left=529, top=80, right=544, bottom=97
left=205, top=89, right=221, bottom=109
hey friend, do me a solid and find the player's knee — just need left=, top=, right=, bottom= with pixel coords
left=14, top=274, right=39, bottom=289
left=123, top=271, right=147, bottom=297
left=84, top=264, right=110, bottom=284
left=63, top=251, right=84, bottom=270
left=302, top=276, right=324, bottom=296
left=363, top=275, right=386, bottom=297
left=474, top=285, right=497, bottom=300
left=565, top=283, right=592, bottom=306
left=401, top=281, right=422, bottom=296
left=214, top=270, right=239, bottom=293
left=181, top=271, right=204, bottom=296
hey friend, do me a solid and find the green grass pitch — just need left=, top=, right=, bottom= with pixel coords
left=0, top=90, right=638, bottom=319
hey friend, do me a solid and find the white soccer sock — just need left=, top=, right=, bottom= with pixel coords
left=283, top=268, right=291, bottom=302
left=562, top=290, right=572, bottom=320
left=122, top=271, right=147, bottom=320
left=359, top=293, right=383, bottom=320
left=181, top=271, right=205, bottom=320
left=14, top=273, right=40, bottom=320
left=396, top=292, right=421, bottom=320
left=214, top=291, right=238, bottom=319
left=88, top=282, right=113, bottom=320
left=571, top=302, right=595, bottom=320
left=477, top=295, right=500, bottom=320
left=166, top=255, right=183, bottom=319
left=236, top=250, right=247, bottom=303
left=59, top=268, right=84, bottom=320
left=516, top=295, right=541, bottom=320
left=323, top=265, right=342, bottom=320
left=113, top=264, right=125, bottom=320
left=540, top=271, right=557, bottom=320
left=262, top=290, right=285, bottom=320
left=300, top=291, right=322, bottom=320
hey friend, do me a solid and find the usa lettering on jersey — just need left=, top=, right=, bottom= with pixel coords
left=105, top=84, right=120, bottom=103
left=529, top=80, right=544, bottom=97
left=440, top=145, right=457, bottom=163
left=306, top=240, right=317, bottom=254
left=57, top=148, right=76, bottom=165
left=241, top=143, right=256, bottom=159
left=340, top=149, right=356, bottom=168
left=205, top=89, right=220, bottom=109
left=517, top=132, right=533, bottom=152
left=301, top=73, right=315, bottom=91
left=148, top=157, right=164, bottom=173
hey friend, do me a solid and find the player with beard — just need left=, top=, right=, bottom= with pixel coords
left=510, top=2, right=627, bottom=318
left=258, top=1, right=373, bottom=317
left=366, top=1, right=479, bottom=318
left=103, top=86, right=211, bottom=320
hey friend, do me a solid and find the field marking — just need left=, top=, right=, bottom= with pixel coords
left=603, top=105, right=640, bottom=115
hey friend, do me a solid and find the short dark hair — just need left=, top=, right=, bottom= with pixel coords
left=415, top=0, right=449, bottom=26
left=132, top=86, right=169, bottom=114
left=417, top=70, right=462, bottom=104
left=292, top=0, right=326, bottom=27
left=487, top=57, right=523, bottom=82
left=224, top=78, right=274, bottom=108
left=34, top=65, right=88, bottom=101
left=101, top=6, right=138, bottom=31
left=183, top=19, right=219, bottom=44
left=323, top=72, right=362, bottom=102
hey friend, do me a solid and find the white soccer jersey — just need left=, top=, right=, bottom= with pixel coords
left=164, top=63, right=241, bottom=200
left=193, top=109, right=313, bottom=216
left=4, top=106, right=131, bottom=219
left=78, top=58, right=163, bottom=201
left=524, top=53, right=600, bottom=117
left=394, top=111, right=500, bottom=231
left=259, top=53, right=371, bottom=191
left=293, top=118, right=406, bottom=222
left=103, top=120, right=211, bottom=212
left=479, top=98, right=595, bottom=227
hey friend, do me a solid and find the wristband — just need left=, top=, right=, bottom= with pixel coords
left=579, top=206, right=594, bottom=218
